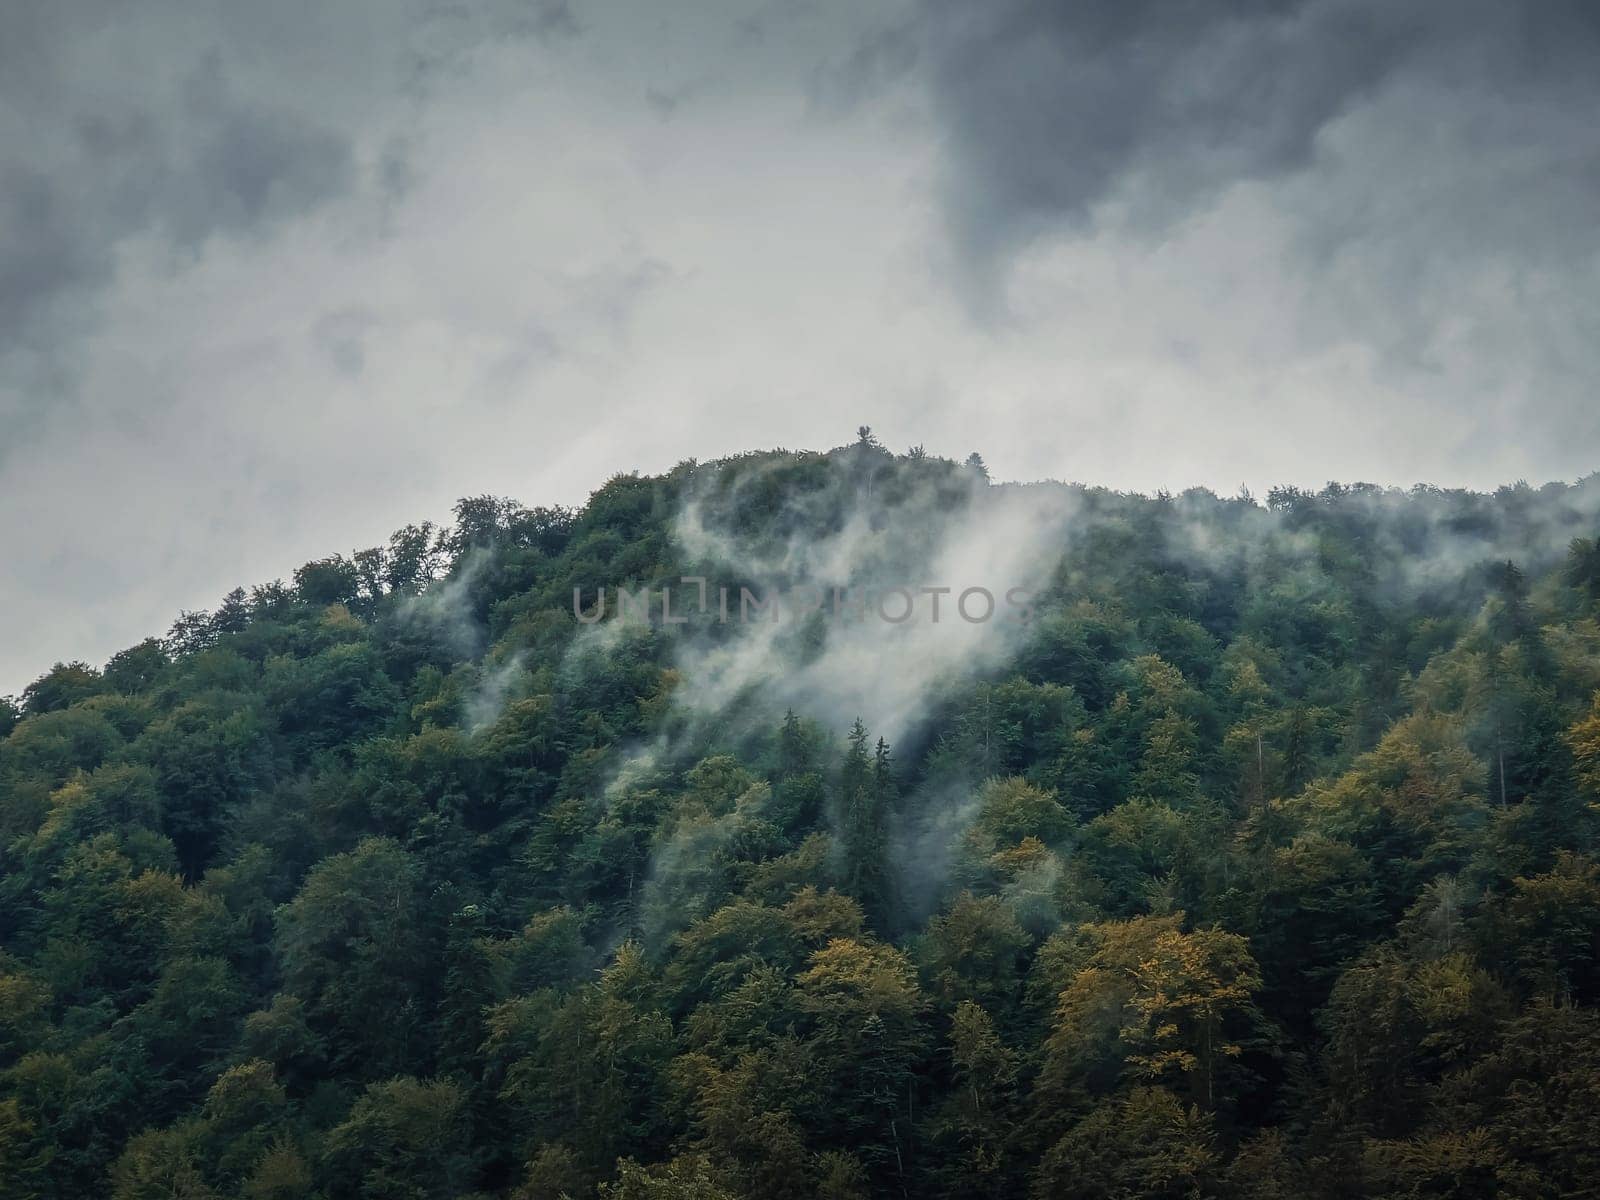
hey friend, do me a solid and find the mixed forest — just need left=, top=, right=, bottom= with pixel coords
left=5, top=437, right=1600, bottom=1199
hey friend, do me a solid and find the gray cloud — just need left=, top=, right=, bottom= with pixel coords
left=2, top=0, right=1598, bottom=696
left=0, top=0, right=587, bottom=447
left=169, top=59, right=354, bottom=246
left=907, top=0, right=1600, bottom=470
left=1, top=11, right=353, bottom=411
left=927, top=0, right=1405, bottom=261
left=919, top=0, right=1600, bottom=277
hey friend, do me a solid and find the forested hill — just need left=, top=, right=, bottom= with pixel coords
left=6, top=440, right=1600, bottom=1199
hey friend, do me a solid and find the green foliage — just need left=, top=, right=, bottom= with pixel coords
left=321, top=1076, right=472, bottom=1199
left=5, top=452, right=1600, bottom=1196
left=22, top=662, right=107, bottom=716
left=274, top=838, right=434, bottom=1078
left=1033, top=1087, right=1218, bottom=1199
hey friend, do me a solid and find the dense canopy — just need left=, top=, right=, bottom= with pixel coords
left=5, top=441, right=1600, bottom=1198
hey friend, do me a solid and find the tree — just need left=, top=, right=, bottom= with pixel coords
left=212, top=587, right=251, bottom=636
left=103, top=640, right=170, bottom=695
left=0, top=1098, right=51, bottom=1198
left=1033, top=1088, right=1217, bottom=1200
left=1043, top=915, right=1264, bottom=1111
left=292, top=556, right=360, bottom=607
left=837, top=721, right=892, bottom=927
left=796, top=938, right=928, bottom=1189
left=1487, top=852, right=1600, bottom=1001
left=263, top=642, right=400, bottom=754
left=599, top=1157, right=739, bottom=1200
left=321, top=1077, right=472, bottom=1200
left=447, top=494, right=529, bottom=557
left=965, top=777, right=1073, bottom=856
left=384, top=522, right=445, bottom=593
left=194, top=1060, right=292, bottom=1190
left=927, top=1001, right=1019, bottom=1199
left=133, top=697, right=276, bottom=877
left=274, top=838, right=432, bottom=1077
left=131, top=956, right=248, bottom=1098
left=1565, top=536, right=1600, bottom=606
left=917, top=893, right=1030, bottom=1015
left=1412, top=1002, right=1600, bottom=1195
left=436, top=902, right=497, bottom=1080
left=21, top=661, right=104, bottom=715
left=109, top=1123, right=214, bottom=1200
left=1567, top=690, right=1600, bottom=800
left=487, top=942, right=676, bottom=1177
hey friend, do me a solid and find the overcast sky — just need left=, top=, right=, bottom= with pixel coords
left=3, top=0, right=1598, bottom=695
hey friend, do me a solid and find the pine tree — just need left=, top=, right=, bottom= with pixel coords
left=838, top=721, right=891, bottom=927
left=778, top=710, right=815, bottom=777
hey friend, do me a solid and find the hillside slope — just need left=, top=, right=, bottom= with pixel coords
left=5, top=442, right=1600, bottom=1198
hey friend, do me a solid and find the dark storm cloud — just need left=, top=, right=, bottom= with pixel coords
left=0, top=0, right=581, bottom=447
left=166, top=60, right=354, bottom=246
left=0, top=4, right=357, bottom=438
left=918, top=0, right=1600, bottom=284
